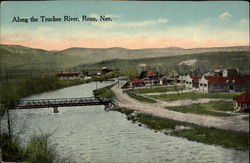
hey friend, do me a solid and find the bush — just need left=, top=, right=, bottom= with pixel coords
left=25, top=134, right=55, bottom=163
left=93, top=84, right=115, bottom=98
left=0, top=133, right=26, bottom=161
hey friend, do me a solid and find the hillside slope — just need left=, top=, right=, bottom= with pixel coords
left=0, top=44, right=249, bottom=72
left=81, top=51, right=250, bottom=75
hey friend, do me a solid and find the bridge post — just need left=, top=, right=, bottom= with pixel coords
left=53, top=107, right=59, bottom=113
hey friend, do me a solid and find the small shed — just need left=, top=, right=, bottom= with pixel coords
left=233, top=92, right=250, bottom=112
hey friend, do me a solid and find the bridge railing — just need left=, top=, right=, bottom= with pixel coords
left=12, top=97, right=114, bottom=109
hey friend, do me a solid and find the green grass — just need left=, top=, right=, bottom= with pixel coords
left=116, top=107, right=135, bottom=116
left=166, top=102, right=235, bottom=117
left=125, top=91, right=156, bottom=103
left=121, top=81, right=130, bottom=89
left=0, top=133, right=56, bottom=162
left=93, top=84, right=115, bottom=98
left=25, top=135, right=55, bottom=163
left=130, top=86, right=184, bottom=94
left=149, top=91, right=242, bottom=101
left=0, top=133, right=26, bottom=161
left=134, top=114, right=249, bottom=150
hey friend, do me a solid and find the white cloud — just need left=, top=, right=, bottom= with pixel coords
left=218, top=12, right=232, bottom=20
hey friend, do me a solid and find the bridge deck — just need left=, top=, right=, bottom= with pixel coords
left=12, top=97, right=114, bottom=109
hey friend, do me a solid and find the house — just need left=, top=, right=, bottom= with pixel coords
left=177, top=75, right=188, bottom=83
left=213, top=69, right=240, bottom=77
left=184, top=75, right=201, bottom=90
left=199, top=76, right=229, bottom=93
left=56, top=73, right=80, bottom=80
left=101, top=67, right=112, bottom=74
left=199, top=75, right=249, bottom=93
left=130, top=79, right=145, bottom=88
left=159, top=77, right=174, bottom=85
left=233, top=92, right=250, bottom=112
left=144, top=72, right=159, bottom=86
left=222, top=69, right=240, bottom=77
left=184, top=75, right=192, bottom=89
left=146, top=72, right=158, bottom=80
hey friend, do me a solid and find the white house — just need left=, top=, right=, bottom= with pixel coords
left=198, top=76, right=208, bottom=93
left=184, top=75, right=192, bottom=89
left=184, top=75, right=201, bottom=90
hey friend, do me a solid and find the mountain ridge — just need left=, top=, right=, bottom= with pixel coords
left=0, top=44, right=249, bottom=71
left=1, top=44, right=249, bottom=52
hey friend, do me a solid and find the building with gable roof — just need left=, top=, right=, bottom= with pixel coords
left=184, top=75, right=201, bottom=90
left=233, top=92, right=250, bottom=112
left=199, top=75, right=250, bottom=93
left=130, top=79, right=145, bottom=87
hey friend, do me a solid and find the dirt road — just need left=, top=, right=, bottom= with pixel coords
left=111, top=82, right=249, bottom=133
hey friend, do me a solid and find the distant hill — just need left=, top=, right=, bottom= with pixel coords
left=0, top=44, right=249, bottom=73
left=57, top=45, right=249, bottom=65
left=81, top=51, right=250, bottom=75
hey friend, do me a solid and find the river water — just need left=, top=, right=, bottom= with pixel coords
left=2, top=81, right=249, bottom=163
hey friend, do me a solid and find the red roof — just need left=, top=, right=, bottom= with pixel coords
left=233, top=92, right=250, bottom=103
left=147, top=72, right=157, bottom=77
left=131, top=79, right=144, bottom=83
left=192, top=76, right=201, bottom=82
left=202, top=76, right=248, bottom=84
left=56, top=73, right=80, bottom=77
left=204, top=76, right=228, bottom=84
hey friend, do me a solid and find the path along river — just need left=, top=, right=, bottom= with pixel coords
left=1, top=81, right=249, bottom=163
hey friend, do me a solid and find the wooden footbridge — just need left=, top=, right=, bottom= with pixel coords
left=11, top=97, right=117, bottom=113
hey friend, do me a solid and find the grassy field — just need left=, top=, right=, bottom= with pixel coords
left=165, top=102, right=234, bottom=117
left=125, top=91, right=157, bottom=103
left=149, top=91, right=242, bottom=101
left=130, top=86, right=184, bottom=94
left=121, top=112, right=249, bottom=150
left=93, top=84, right=115, bottom=98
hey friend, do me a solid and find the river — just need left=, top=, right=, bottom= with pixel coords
left=1, top=81, right=249, bottom=163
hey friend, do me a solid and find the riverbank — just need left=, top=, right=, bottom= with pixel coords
left=105, top=82, right=249, bottom=150
left=0, top=72, right=117, bottom=112
left=0, top=73, right=117, bottom=162
left=0, top=133, right=55, bottom=162
left=115, top=108, right=249, bottom=150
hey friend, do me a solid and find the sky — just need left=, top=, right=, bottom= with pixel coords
left=0, top=1, right=249, bottom=50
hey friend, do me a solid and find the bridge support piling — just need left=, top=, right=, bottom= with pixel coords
left=53, top=107, right=59, bottom=113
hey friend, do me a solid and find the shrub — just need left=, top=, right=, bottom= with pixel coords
left=25, top=134, right=55, bottom=163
